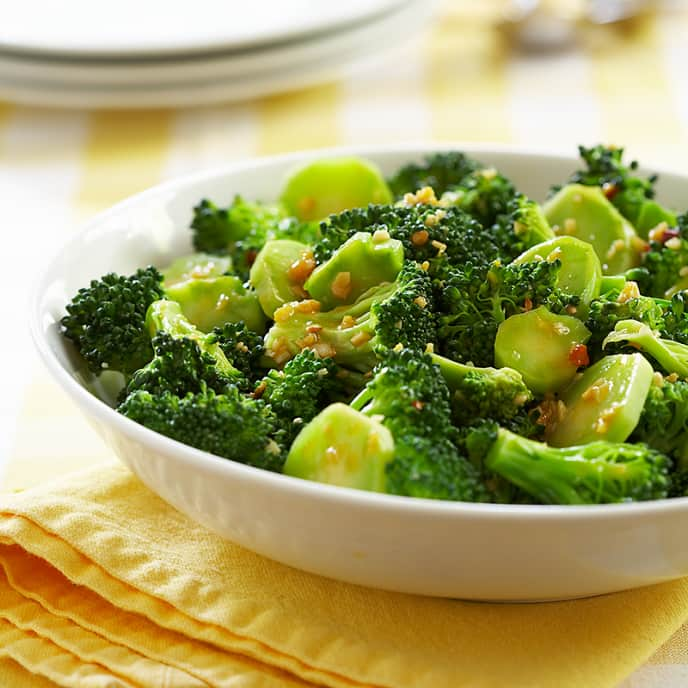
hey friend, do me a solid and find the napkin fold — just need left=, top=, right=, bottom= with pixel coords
left=0, top=461, right=687, bottom=688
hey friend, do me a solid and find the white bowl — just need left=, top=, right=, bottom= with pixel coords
left=31, top=144, right=688, bottom=601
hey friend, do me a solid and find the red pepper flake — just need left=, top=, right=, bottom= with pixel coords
left=245, top=249, right=258, bottom=267
left=602, top=182, right=619, bottom=200
left=568, top=344, right=590, bottom=368
left=523, top=297, right=533, bottom=312
left=411, top=400, right=424, bottom=411
left=660, top=228, right=681, bottom=244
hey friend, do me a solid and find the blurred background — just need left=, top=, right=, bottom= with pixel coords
left=2, top=0, right=688, bottom=490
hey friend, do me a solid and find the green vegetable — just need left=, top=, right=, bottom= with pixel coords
left=431, top=353, right=532, bottom=425
left=351, top=348, right=488, bottom=501
left=437, top=258, right=579, bottom=367
left=283, top=403, right=394, bottom=492
left=165, top=275, right=266, bottom=334
left=387, top=151, right=480, bottom=198
left=546, top=353, right=653, bottom=447
left=512, top=236, right=602, bottom=318
left=257, top=350, right=357, bottom=445
left=313, top=203, right=496, bottom=274
left=631, top=378, right=688, bottom=468
left=304, top=231, right=404, bottom=310
left=635, top=212, right=688, bottom=298
left=249, top=239, right=312, bottom=318
left=264, top=261, right=436, bottom=372
left=494, top=306, right=591, bottom=394
left=280, top=157, right=392, bottom=221
left=562, top=144, right=675, bottom=236
left=191, top=196, right=318, bottom=280
left=440, top=168, right=517, bottom=228
left=484, top=427, right=670, bottom=504
left=162, top=253, right=233, bottom=287
left=119, top=387, right=283, bottom=471
left=61, top=266, right=165, bottom=375
left=544, top=184, right=640, bottom=274
left=603, top=319, right=688, bottom=377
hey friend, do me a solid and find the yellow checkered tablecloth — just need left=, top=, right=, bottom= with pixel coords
left=4, top=2, right=688, bottom=685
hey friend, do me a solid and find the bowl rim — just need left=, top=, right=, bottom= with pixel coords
left=30, top=141, right=688, bottom=520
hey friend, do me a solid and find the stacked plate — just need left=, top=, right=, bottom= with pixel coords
left=0, top=0, right=432, bottom=108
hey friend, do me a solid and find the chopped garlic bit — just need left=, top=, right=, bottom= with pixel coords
left=617, top=280, right=640, bottom=304
left=606, top=238, right=626, bottom=260
left=424, top=209, right=447, bottom=227
left=563, top=218, right=577, bottom=235
left=631, top=236, right=649, bottom=253
left=350, top=331, right=372, bottom=348
left=425, top=342, right=435, bottom=354
left=273, top=303, right=296, bottom=323
left=403, top=186, right=438, bottom=206
left=666, top=237, right=682, bottom=250
left=413, top=296, right=428, bottom=309
left=372, top=228, right=391, bottom=243
left=652, top=371, right=665, bottom=388
left=294, top=299, right=321, bottom=314
left=480, top=167, right=497, bottom=180
left=431, top=239, right=447, bottom=256
left=339, top=314, right=356, bottom=329
left=581, top=379, right=611, bottom=403
left=546, top=247, right=563, bottom=263
left=411, top=230, right=429, bottom=246
left=594, top=406, right=619, bottom=435
left=420, top=260, right=430, bottom=272
left=331, top=272, right=351, bottom=300
left=393, top=343, right=404, bottom=352
left=648, top=222, right=669, bottom=243
left=288, top=250, right=316, bottom=283
left=667, top=372, right=679, bottom=383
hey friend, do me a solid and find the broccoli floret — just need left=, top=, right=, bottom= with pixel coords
left=585, top=293, right=666, bottom=356
left=488, top=195, right=555, bottom=261
left=635, top=214, right=688, bottom=297
left=265, top=261, right=436, bottom=372
left=210, top=321, right=265, bottom=382
left=61, top=266, right=165, bottom=376
left=603, top=319, right=688, bottom=376
left=669, top=470, right=688, bottom=497
left=631, top=379, right=688, bottom=468
left=351, top=348, right=488, bottom=501
left=661, top=291, right=688, bottom=344
left=437, top=258, right=578, bottom=366
left=119, top=387, right=283, bottom=471
left=351, top=348, right=452, bottom=437
left=387, top=151, right=480, bottom=198
left=313, top=204, right=500, bottom=270
left=585, top=290, right=688, bottom=359
left=485, top=428, right=671, bottom=504
left=120, top=300, right=245, bottom=400
left=122, top=332, right=239, bottom=399
left=385, top=433, right=488, bottom=502
left=191, top=196, right=318, bottom=280
left=431, top=353, right=532, bottom=426
left=441, top=169, right=517, bottom=229
left=562, top=145, right=658, bottom=227
left=256, top=350, right=354, bottom=445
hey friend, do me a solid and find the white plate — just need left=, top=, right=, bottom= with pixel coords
left=31, top=144, right=688, bottom=601
left=0, top=0, right=428, bottom=87
left=0, top=2, right=430, bottom=108
left=0, top=0, right=408, bottom=58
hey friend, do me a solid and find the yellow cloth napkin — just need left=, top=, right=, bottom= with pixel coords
left=0, top=463, right=687, bottom=687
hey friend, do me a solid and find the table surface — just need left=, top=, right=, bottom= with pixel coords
left=3, top=2, right=688, bottom=685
